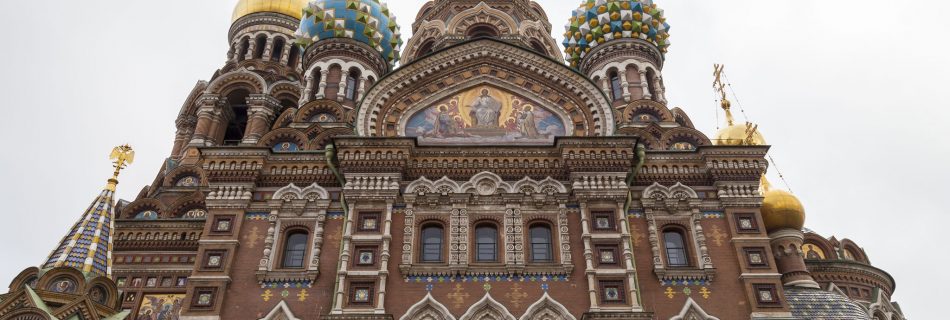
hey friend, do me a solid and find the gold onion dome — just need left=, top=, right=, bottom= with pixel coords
left=233, top=0, right=309, bottom=22
left=713, top=99, right=766, bottom=146
left=760, top=176, right=805, bottom=233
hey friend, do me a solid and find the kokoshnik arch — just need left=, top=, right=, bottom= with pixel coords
left=0, top=0, right=906, bottom=320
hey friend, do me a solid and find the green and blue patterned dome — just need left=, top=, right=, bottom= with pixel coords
left=295, top=0, right=403, bottom=66
left=563, top=0, right=671, bottom=68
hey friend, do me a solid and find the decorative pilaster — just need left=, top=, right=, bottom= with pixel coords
left=638, top=70, right=652, bottom=100
left=316, top=69, right=329, bottom=99
left=241, top=94, right=279, bottom=145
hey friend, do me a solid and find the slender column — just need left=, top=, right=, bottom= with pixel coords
left=316, top=69, right=330, bottom=99
left=245, top=39, right=257, bottom=60
left=376, top=201, right=394, bottom=313
left=616, top=201, right=642, bottom=309
left=301, top=72, right=315, bottom=105
left=170, top=117, right=196, bottom=158
left=579, top=202, right=599, bottom=310
left=279, top=42, right=292, bottom=65
left=338, top=74, right=349, bottom=100
left=638, top=70, right=652, bottom=100
left=241, top=96, right=276, bottom=145
left=356, top=76, right=368, bottom=102
left=262, top=37, right=274, bottom=61
left=655, top=76, right=668, bottom=104
left=189, top=97, right=220, bottom=146
left=770, top=229, right=820, bottom=288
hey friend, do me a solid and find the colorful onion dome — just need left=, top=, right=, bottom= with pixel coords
left=295, top=0, right=403, bottom=66
left=760, top=176, right=806, bottom=233
left=233, top=0, right=309, bottom=22
left=563, top=0, right=671, bottom=68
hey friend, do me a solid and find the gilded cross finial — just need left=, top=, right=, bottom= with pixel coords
left=713, top=64, right=735, bottom=126
left=107, top=144, right=135, bottom=190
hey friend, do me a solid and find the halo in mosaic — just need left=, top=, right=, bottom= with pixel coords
left=295, top=0, right=403, bottom=66
left=563, top=0, right=671, bottom=68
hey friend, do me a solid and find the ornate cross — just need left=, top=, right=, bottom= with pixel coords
left=245, top=226, right=263, bottom=248
left=261, top=290, right=274, bottom=302
left=297, top=289, right=309, bottom=301
left=505, top=283, right=528, bottom=309
left=665, top=287, right=676, bottom=299
left=448, top=284, right=470, bottom=309
left=699, top=287, right=712, bottom=299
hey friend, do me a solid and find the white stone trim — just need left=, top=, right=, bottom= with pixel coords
left=671, top=297, right=720, bottom=320
left=259, top=300, right=300, bottom=320
left=400, top=292, right=456, bottom=320
left=458, top=293, right=517, bottom=320
left=519, top=292, right=576, bottom=320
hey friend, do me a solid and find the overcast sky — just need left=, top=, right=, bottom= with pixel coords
left=0, top=0, right=945, bottom=317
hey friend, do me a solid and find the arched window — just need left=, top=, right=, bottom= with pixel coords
left=344, top=69, right=360, bottom=101
left=421, top=224, right=444, bottom=262
left=222, top=89, right=250, bottom=145
left=417, top=40, right=435, bottom=57
left=254, top=35, right=268, bottom=59
left=467, top=25, right=499, bottom=38
left=530, top=41, right=547, bottom=55
left=271, top=37, right=286, bottom=62
left=475, top=224, right=498, bottom=262
left=282, top=231, right=308, bottom=269
left=530, top=224, right=553, bottom=262
left=287, top=45, right=300, bottom=67
left=609, top=70, right=624, bottom=101
left=663, top=230, right=689, bottom=267
left=237, top=37, right=250, bottom=61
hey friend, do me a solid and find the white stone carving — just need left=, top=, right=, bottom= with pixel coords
left=519, top=292, right=576, bottom=320
left=458, top=293, right=517, bottom=320
left=400, top=292, right=456, bottom=320
left=405, top=172, right=567, bottom=196
left=671, top=298, right=720, bottom=320
left=259, top=300, right=301, bottom=320
left=273, top=183, right=329, bottom=201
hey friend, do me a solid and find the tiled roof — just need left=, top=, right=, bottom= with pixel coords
left=785, top=287, right=870, bottom=320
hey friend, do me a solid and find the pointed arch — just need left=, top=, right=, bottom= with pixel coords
left=259, top=300, right=300, bottom=320
left=671, top=297, right=720, bottom=320
left=459, top=171, right=512, bottom=195
left=206, top=68, right=267, bottom=95
left=519, top=292, right=576, bottom=320
left=400, top=292, right=456, bottom=320
left=447, top=3, right=517, bottom=36
left=458, top=293, right=516, bottom=320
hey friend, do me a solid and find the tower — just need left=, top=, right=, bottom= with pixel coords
left=0, top=146, right=135, bottom=320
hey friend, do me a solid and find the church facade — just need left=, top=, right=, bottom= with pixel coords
left=0, top=1, right=906, bottom=320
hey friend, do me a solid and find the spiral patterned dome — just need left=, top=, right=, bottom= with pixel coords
left=563, top=0, right=671, bottom=68
left=295, top=0, right=403, bottom=66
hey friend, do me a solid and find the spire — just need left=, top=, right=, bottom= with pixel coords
left=42, top=145, right=134, bottom=278
left=713, top=64, right=735, bottom=126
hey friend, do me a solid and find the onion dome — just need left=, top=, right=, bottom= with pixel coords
left=295, top=0, right=403, bottom=66
left=233, top=0, right=309, bottom=22
left=714, top=100, right=767, bottom=146
left=563, top=0, right=671, bottom=68
left=760, top=176, right=806, bottom=233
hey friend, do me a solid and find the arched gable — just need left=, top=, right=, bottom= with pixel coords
left=671, top=297, right=720, bottom=320
left=458, top=293, right=516, bottom=320
left=446, top=3, right=517, bottom=36
left=519, top=293, right=575, bottom=320
left=358, top=38, right=613, bottom=139
left=206, top=68, right=268, bottom=95
left=400, top=292, right=456, bottom=320
left=259, top=300, right=301, bottom=320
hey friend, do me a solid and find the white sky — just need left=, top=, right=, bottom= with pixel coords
left=0, top=0, right=946, bottom=317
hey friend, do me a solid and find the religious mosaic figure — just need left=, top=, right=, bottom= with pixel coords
left=469, top=89, right=502, bottom=127
left=517, top=105, right=540, bottom=139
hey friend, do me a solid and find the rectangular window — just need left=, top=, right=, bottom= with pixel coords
left=754, top=284, right=780, bottom=306
left=192, top=287, right=217, bottom=308
left=345, top=76, right=357, bottom=100
left=592, top=211, right=615, bottom=231
left=744, top=247, right=769, bottom=267
left=358, top=213, right=380, bottom=232
left=597, top=245, right=620, bottom=266
left=735, top=213, right=759, bottom=233
left=203, top=251, right=225, bottom=269
left=355, top=247, right=376, bottom=267
left=600, top=281, right=626, bottom=304
left=213, top=216, right=233, bottom=233
left=350, top=282, right=374, bottom=305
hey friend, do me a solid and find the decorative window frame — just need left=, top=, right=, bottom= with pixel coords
left=400, top=172, right=572, bottom=276
left=641, top=182, right=716, bottom=283
left=257, top=183, right=330, bottom=284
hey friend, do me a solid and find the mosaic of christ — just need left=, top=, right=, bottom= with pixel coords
left=405, top=86, right=567, bottom=145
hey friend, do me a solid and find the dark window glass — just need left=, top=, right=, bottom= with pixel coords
left=610, top=71, right=624, bottom=101
left=282, top=232, right=308, bottom=268
left=345, top=71, right=358, bottom=100
left=664, top=230, right=689, bottom=267
left=223, top=90, right=250, bottom=145
left=530, top=225, right=553, bottom=262
left=254, top=36, right=267, bottom=59
left=421, top=225, right=443, bottom=262
left=271, top=37, right=285, bottom=61
left=475, top=225, right=497, bottom=262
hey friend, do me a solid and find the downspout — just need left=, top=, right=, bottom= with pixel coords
left=325, top=143, right=349, bottom=312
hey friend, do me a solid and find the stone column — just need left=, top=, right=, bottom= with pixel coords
left=189, top=96, right=221, bottom=146
left=338, top=74, right=349, bottom=100
left=301, top=72, right=315, bottom=105
left=769, top=229, right=819, bottom=288
left=638, top=70, right=652, bottom=100
left=262, top=37, right=274, bottom=61
left=654, top=76, right=667, bottom=104
left=316, top=69, right=330, bottom=99
left=171, top=116, right=197, bottom=158
left=356, top=76, right=368, bottom=101
left=245, top=39, right=257, bottom=60
left=279, top=42, right=292, bottom=65
left=241, top=95, right=277, bottom=145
